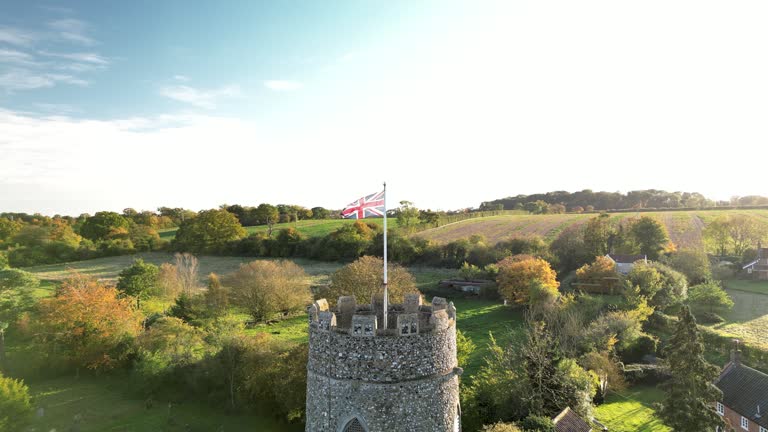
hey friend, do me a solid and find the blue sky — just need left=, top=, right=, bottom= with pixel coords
left=1, top=1, right=768, bottom=215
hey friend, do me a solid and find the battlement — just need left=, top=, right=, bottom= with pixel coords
left=307, top=294, right=456, bottom=336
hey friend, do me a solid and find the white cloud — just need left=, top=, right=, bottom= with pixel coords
left=47, top=19, right=95, bottom=46
left=173, top=75, right=190, bottom=82
left=38, top=51, right=109, bottom=65
left=0, top=49, right=38, bottom=66
left=0, top=27, right=36, bottom=46
left=264, top=80, right=303, bottom=91
left=0, top=70, right=88, bottom=92
left=160, top=84, right=242, bottom=108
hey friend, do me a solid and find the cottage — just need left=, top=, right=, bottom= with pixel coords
left=604, top=253, right=647, bottom=274
left=552, top=407, right=594, bottom=432
left=713, top=346, right=768, bottom=432
left=742, top=244, right=768, bottom=280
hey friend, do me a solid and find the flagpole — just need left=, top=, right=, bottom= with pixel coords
left=383, top=181, right=388, bottom=332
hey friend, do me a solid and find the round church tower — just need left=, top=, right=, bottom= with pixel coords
left=305, top=294, right=462, bottom=432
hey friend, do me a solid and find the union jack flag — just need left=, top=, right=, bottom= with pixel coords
left=341, top=190, right=385, bottom=219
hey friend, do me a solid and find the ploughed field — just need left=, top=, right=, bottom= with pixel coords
left=415, top=209, right=768, bottom=248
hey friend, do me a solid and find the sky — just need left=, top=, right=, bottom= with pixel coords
left=1, top=0, right=767, bottom=216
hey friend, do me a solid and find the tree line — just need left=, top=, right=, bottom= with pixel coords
left=480, top=189, right=768, bottom=213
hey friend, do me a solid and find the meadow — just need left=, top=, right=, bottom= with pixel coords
left=415, top=209, right=768, bottom=248
left=594, top=386, right=671, bottom=432
left=159, top=218, right=397, bottom=241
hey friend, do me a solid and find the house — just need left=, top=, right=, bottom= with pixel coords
left=742, top=244, right=768, bottom=280
left=605, top=253, right=647, bottom=274
left=552, top=407, right=594, bottom=432
left=713, top=345, right=768, bottom=432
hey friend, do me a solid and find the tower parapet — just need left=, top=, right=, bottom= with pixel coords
left=305, top=295, right=461, bottom=431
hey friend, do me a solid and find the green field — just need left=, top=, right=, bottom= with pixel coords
left=706, top=285, right=768, bottom=350
left=24, top=375, right=301, bottom=432
left=594, top=386, right=671, bottom=432
left=159, top=218, right=398, bottom=242
left=723, top=279, right=768, bottom=295
left=415, top=209, right=768, bottom=247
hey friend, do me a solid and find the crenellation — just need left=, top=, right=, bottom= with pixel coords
left=306, top=296, right=460, bottom=432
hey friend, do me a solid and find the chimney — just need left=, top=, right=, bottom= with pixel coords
left=730, top=339, right=741, bottom=364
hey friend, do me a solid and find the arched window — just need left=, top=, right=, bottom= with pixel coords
left=342, top=417, right=367, bottom=432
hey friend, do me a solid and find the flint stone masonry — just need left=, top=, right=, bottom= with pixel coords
left=306, top=296, right=461, bottom=432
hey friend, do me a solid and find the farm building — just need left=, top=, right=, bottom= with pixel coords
left=604, top=253, right=647, bottom=274
left=713, top=346, right=768, bottom=432
left=742, top=244, right=768, bottom=280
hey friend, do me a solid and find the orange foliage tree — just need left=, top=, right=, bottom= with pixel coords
left=35, top=274, right=143, bottom=370
left=496, top=255, right=559, bottom=304
left=575, top=256, right=620, bottom=293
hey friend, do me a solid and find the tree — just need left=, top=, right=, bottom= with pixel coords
left=35, top=274, right=143, bottom=370
left=419, top=210, right=440, bottom=227
left=664, top=249, right=712, bottom=285
left=327, top=256, right=417, bottom=304
left=726, top=214, right=768, bottom=258
left=583, top=214, right=614, bottom=257
left=396, top=201, right=421, bottom=233
left=658, top=307, right=724, bottom=432
left=575, top=256, right=619, bottom=292
left=628, top=216, right=670, bottom=260
left=482, top=423, right=522, bottom=432
left=688, top=281, right=734, bottom=313
left=116, top=259, right=159, bottom=308
left=0, top=269, right=37, bottom=366
left=627, top=262, right=687, bottom=308
left=0, top=218, right=22, bottom=245
left=0, top=372, right=32, bottom=430
left=456, top=329, right=476, bottom=368
left=703, top=216, right=731, bottom=257
left=226, top=260, right=310, bottom=322
left=549, top=225, right=590, bottom=273
left=204, top=273, right=229, bottom=316
left=310, top=207, right=330, bottom=219
left=173, top=209, right=246, bottom=253
left=79, top=211, right=131, bottom=241
left=254, top=204, right=279, bottom=236
left=496, top=255, right=559, bottom=305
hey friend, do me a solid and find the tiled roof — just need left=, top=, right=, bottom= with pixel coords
left=552, top=407, right=592, bottom=432
left=606, top=254, right=646, bottom=264
left=715, top=362, right=768, bottom=428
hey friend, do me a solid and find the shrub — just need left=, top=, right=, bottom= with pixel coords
left=327, top=256, right=417, bottom=305
left=618, top=333, right=658, bottom=363
left=0, top=372, right=32, bottom=430
left=482, top=422, right=522, bottom=432
left=226, top=260, right=310, bottom=322
left=519, top=415, right=555, bottom=432
left=623, top=363, right=671, bottom=385
left=695, top=311, right=724, bottom=324
left=496, top=255, right=559, bottom=305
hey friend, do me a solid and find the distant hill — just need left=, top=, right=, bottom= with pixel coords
left=415, top=209, right=768, bottom=249
left=480, top=189, right=768, bottom=212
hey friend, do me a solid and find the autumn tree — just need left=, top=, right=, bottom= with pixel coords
left=204, top=273, right=229, bottom=316
left=328, top=256, right=417, bottom=304
left=0, top=372, right=32, bottom=430
left=254, top=204, right=280, bottom=236
left=658, top=307, right=724, bottom=432
left=725, top=214, right=768, bottom=258
left=116, top=259, right=159, bottom=308
left=663, top=249, right=712, bottom=285
left=79, top=211, right=131, bottom=241
left=226, top=260, right=310, bottom=322
left=35, top=274, right=143, bottom=370
left=583, top=214, right=614, bottom=257
left=703, top=216, right=731, bottom=257
left=628, top=216, right=670, bottom=260
left=496, top=255, right=559, bottom=305
left=173, top=209, right=246, bottom=253
left=0, top=218, right=22, bottom=246
left=575, top=256, right=619, bottom=292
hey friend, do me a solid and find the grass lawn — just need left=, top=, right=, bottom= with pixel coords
left=723, top=279, right=768, bottom=295
left=707, top=288, right=768, bottom=350
left=24, top=375, right=301, bottom=432
left=158, top=218, right=398, bottom=241
left=594, top=386, right=671, bottom=432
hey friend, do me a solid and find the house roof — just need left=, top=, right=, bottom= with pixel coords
left=715, top=361, right=768, bottom=427
left=743, top=260, right=759, bottom=270
left=552, top=407, right=592, bottom=432
left=606, top=253, right=646, bottom=264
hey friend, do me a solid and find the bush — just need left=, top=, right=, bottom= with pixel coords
left=618, top=333, right=658, bottom=363
left=623, top=363, right=671, bottom=385
left=483, top=422, right=522, bottom=432
left=225, top=260, right=310, bottom=322
left=519, top=415, right=555, bottom=432
left=0, top=372, right=32, bottom=430
left=327, top=256, right=417, bottom=305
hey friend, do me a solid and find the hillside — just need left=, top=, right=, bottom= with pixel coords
left=415, top=209, right=768, bottom=248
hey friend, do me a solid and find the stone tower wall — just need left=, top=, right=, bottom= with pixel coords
left=305, top=296, right=461, bottom=432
